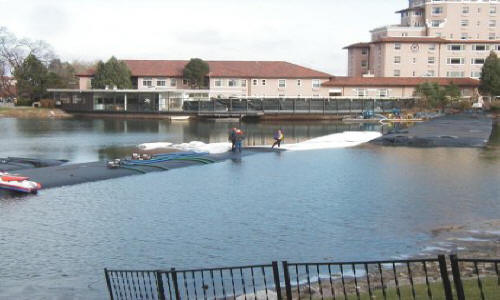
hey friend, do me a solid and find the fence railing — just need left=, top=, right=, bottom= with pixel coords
left=182, top=98, right=418, bottom=115
left=104, top=255, right=500, bottom=300
left=449, top=255, right=500, bottom=300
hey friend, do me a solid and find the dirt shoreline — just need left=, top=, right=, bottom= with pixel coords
left=0, top=107, right=72, bottom=119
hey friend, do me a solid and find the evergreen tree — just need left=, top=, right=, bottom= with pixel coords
left=183, top=58, right=210, bottom=88
left=13, top=54, right=50, bottom=104
left=92, top=56, right=132, bottom=89
left=479, top=51, right=500, bottom=97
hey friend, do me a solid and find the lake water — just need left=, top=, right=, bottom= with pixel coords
left=0, top=117, right=498, bottom=299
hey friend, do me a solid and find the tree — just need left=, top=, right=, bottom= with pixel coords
left=13, top=54, right=50, bottom=104
left=91, top=56, right=132, bottom=89
left=415, top=82, right=461, bottom=111
left=48, top=59, right=78, bottom=88
left=0, top=27, right=55, bottom=98
left=479, top=51, right=500, bottom=97
left=183, top=58, right=210, bottom=88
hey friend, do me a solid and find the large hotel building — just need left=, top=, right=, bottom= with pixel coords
left=346, top=0, right=500, bottom=79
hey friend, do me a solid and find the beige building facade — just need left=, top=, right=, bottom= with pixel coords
left=77, top=60, right=331, bottom=98
left=346, top=0, right=500, bottom=78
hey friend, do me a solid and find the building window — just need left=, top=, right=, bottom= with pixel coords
left=431, top=20, right=443, bottom=27
left=490, top=33, right=497, bottom=40
left=278, top=94, right=285, bottom=98
left=448, top=44, right=465, bottom=51
left=490, top=6, right=497, bottom=14
left=355, top=89, right=367, bottom=97
left=497, top=45, right=500, bottom=51
left=252, top=79, right=258, bottom=86
left=394, top=69, right=401, bottom=77
left=183, top=79, right=189, bottom=85
left=394, top=43, right=401, bottom=50
left=361, top=60, right=368, bottom=67
left=214, top=79, right=223, bottom=87
left=471, top=71, right=481, bottom=78
left=143, top=78, right=152, bottom=87
left=261, top=79, right=266, bottom=86
left=432, top=6, right=443, bottom=15
left=427, top=70, right=435, bottom=77
left=461, top=33, right=468, bottom=40
left=297, top=79, right=302, bottom=86
left=471, top=58, right=485, bottom=65
left=489, top=20, right=496, bottom=27
left=412, top=58, right=417, bottom=64
left=461, top=20, right=469, bottom=27
left=378, top=89, right=388, bottom=97
left=361, top=48, right=368, bottom=55
left=241, top=80, right=247, bottom=87
left=157, top=80, right=166, bottom=86
left=228, top=79, right=237, bottom=87
left=473, top=44, right=489, bottom=51
left=428, top=57, right=435, bottom=64
left=312, top=79, right=321, bottom=89
left=447, top=58, right=465, bottom=65
left=394, top=56, right=401, bottom=64
left=462, top=6, right=469, bottom=14
left=447, top=71, right=465, bottom=78
left=278, top=79, right=286, bottom=88
left=429, top=44, right=436, bottom=50
left=170, top=79, right=177, bottom=87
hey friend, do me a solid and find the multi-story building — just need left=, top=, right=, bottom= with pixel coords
left=346, top=0, right=500, bottom=78
left=77, top=60, right=332, bottom=98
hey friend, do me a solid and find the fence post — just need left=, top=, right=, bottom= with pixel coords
left=450, top=254, right=465, bottom=300
left=323, top=98, right=326, bottom=115
left=170, top=268, right=181, bottom=300
left=282, top=261, right=292, bottom=300
left=309, top=99, right=311, bottom=113
left=272, top=261, right=283, bottom=300
left=104, top=269, right=114, bottom=300
left=438, top=255, right=453, bottom=300
left=155, top=271, right=167, bottom=300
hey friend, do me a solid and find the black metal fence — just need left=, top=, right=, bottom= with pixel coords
left=183, top=98, right=418, bottom=115
left=104, top=255, right=500, bottom=300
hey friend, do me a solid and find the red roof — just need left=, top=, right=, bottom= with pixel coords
left=343, top=42, right=371, bottom=49
left=77, top=60, right=332, bottom=79
left=322, top=77, right=480, bottom=87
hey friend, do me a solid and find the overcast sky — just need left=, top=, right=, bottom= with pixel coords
left=0, top=0, right=404, bottom=75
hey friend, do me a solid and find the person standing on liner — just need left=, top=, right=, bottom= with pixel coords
left=272, top=129, right=284, bottom=148
left=234, top=128, right=245, bottom=153
left=228, top=128, right=237, bottom=152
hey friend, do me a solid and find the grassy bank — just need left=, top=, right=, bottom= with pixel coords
left=0, top=106, right=72, bottom=119
left=302, top=277, right=499, bottom=299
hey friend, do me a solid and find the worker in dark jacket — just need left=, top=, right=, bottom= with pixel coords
left=272, top=129, right=284, bottom=148
left=234, top=129, right=245, bottom=152
left=228, top=128, right=237, bottom=152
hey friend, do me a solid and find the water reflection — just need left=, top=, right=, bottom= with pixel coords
left=0, top=118, right=382, bottom=162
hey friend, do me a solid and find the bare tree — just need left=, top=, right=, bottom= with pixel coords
left=0, top=26, right=55, bottom=98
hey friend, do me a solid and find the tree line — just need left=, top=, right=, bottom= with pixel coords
left=1, top=26, right=211, bottom=105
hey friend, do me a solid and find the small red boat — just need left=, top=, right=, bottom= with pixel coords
left=0, top=172, right=42, bottom=194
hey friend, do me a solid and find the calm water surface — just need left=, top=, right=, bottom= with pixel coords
left=0, top=117, right=498, bottom=299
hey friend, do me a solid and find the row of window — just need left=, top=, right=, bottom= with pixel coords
left=247, top=79, right=322, bottom=89
left=142, top=78, right=189, bottom=87
left=431, top=19, right=496, bottom=27
left=355, top=89, right=389, bottom=97
left=392, top=56, right=487, bottom=64
left=432, top=5, right=497, bottom=15
left=391, top=69, right=482, bottom=78
left=394, top=43, right=500, bottom=51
